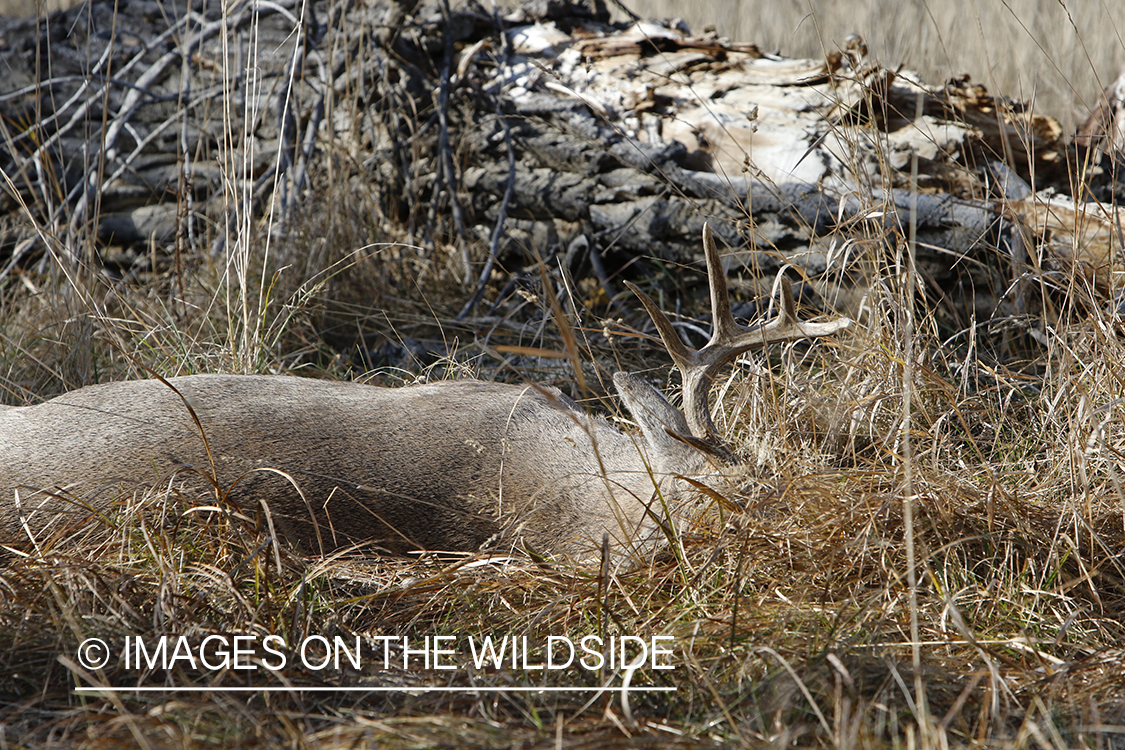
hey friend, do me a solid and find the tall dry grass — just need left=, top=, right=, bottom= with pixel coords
left=629, top=0, right=1125, bottom=129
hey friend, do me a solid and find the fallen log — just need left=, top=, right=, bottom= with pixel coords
left=0, top=0, right=1119, bottom=342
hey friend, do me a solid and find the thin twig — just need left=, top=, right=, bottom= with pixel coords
left=457, top=101, right=516, bottom=320
left=436, top=0, right=470, bottom=282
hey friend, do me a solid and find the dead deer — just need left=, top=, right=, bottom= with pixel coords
left=0, top=225, right=850, bottom=560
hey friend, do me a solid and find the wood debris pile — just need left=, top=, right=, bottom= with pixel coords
left=0, top=0, right=1121, bottom=328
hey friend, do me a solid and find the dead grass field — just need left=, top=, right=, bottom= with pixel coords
left=0, top=0, right=72, bottom=16
left=1, top=0, right=1125, bottom=748
left=629, top=0, right=1125, bottom=130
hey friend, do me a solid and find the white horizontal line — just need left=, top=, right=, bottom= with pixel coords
left=74, top=686, right=676, bottom=693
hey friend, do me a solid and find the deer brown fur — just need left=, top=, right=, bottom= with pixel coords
left=0, top=226, right=850, bottom=559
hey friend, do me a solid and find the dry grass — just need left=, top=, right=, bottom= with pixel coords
left=2, top=0, right=1125, bottom=748
left=3, top=359, right=1124, bottom=747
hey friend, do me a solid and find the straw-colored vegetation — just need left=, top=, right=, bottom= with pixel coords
left=1, top=0, right=1124, bottom=748
left=631, top=0, right=1125, bottom=131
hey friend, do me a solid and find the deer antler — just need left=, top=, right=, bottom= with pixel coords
left=624, top=223, right=852, bottom=447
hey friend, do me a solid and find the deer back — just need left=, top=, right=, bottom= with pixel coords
left=0, top=373, right=707, bottom=557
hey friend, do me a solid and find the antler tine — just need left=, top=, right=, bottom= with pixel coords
left=623, top=281, right=699, bottom=370
left=702, top=223, right=740, bottom=344
left=626, top=223, right=852, bottom=448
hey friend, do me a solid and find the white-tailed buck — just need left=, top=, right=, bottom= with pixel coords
left=0, top=226, right=850, bottom=559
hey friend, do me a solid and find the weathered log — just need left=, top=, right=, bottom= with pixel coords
left=0, top=0, right=1118, bottom=335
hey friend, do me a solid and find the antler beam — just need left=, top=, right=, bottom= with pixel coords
left=625, top=224, right=852, bottom=448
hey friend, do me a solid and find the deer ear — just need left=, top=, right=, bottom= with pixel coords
left=612, top=372, right=700, bottom=471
